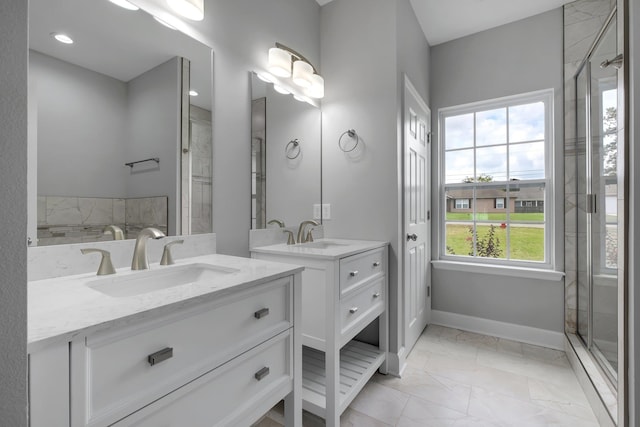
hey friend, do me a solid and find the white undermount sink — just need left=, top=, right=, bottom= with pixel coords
left=87, top=263, right=240, bottom=298
left=303, top=240, right=349, bottom=249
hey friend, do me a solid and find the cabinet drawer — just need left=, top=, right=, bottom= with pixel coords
left=113, top=330, right=292, bottom=427
left=339, top=248, right=385, bottom=296
left=339, top=277, right=385, bottom=338
left=82, top=277, right=291, bottom=426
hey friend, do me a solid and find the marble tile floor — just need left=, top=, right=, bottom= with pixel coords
left=254, top=325, right=599, bottom=426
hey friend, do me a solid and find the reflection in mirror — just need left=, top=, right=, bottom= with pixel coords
left=250, top=72, right=322, bottom=229
left=28, top=0, right=213, bottom=245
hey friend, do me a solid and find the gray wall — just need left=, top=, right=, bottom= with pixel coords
left=126, top=57, right=181, bottom=236
left=0, top=0, right=28, bottom=424
left=265, top=86, right=321, bottom=227
left=31, top=51, right=129, bottom=198
left=430, top=9, right=565, bottom=333
left=321, top=0, right=430, bottom=359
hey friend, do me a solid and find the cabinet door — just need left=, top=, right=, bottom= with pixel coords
left=112, top=330, right=293, bottom=427
left=29, top=344, right=69, bottom=427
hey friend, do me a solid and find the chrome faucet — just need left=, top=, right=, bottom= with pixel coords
left=131, top=227, right=165, bottom=270
left=268, top=219, right=285, bottom=228
left=103, top=224, right=124, bottom=240
left=297, top=220, right=319, bottom=244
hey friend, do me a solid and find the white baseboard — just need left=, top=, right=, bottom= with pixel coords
left=431, top=310, right=565, bottom=350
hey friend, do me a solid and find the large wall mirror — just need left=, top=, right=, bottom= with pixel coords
left=28, top=0, right=213, bottom=246
left=250, top=72, right=322, bottom=229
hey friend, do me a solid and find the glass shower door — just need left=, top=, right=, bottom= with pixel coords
left=576, top=12, right=619, bottom=382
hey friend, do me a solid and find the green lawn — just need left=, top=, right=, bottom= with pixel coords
left=445, top=224, right=545, bottom=262
left=446, top=212, right=544, bottom=222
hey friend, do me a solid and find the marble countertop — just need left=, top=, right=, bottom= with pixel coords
left=28, top=254, right=303, bottom=352
left=251, top=238, right=388, bottom=260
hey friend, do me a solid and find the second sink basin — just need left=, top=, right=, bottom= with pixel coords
left=87, top=263, right=240, bottom=298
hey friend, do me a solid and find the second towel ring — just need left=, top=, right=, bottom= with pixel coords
left=338, top=129, right=359, bottom=152
left=285, top=139, right=301, bottom=159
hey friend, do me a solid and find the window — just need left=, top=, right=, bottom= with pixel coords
left=455, top=199, right=470, bottom=209
left=440, top=90, right=552, bottom=266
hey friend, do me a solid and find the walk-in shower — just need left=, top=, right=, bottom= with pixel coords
left=572, top=3, right=626, bottom=423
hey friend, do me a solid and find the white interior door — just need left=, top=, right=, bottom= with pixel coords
left=404, top=77, right=431, bottom=353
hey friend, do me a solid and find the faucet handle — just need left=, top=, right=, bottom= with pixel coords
left=81, top=248, right=116, bottom=276
left=305, top=228, right=315, bottom=243
left=283, top=230, right=295, bottom=245
left=160, top=240, right=184, bottom=266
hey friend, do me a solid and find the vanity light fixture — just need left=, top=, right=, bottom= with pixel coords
left=189, top=90, right=198, bottom=96
left=267, top=42, right=324, bottom=99
left=51, top=33, right=73, bottom=44
left=108, top=0, right=140, bottom=11
left=256, top=72, right=275, bottom=84
left=273, top=85, right=290, bottom=95
left=166, top=0, right=204, bottom=21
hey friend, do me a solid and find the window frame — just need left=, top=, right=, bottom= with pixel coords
left=437, top=89, right=555, bottom=269
left=495, top=198, right=505, bottom=209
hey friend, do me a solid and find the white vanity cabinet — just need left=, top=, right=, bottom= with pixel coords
left=252, top=240, right=388, bottom=427
left=28, top=257, right=303, bottom=427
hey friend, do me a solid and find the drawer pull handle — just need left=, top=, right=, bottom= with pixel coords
left=147, top=347, right=173, bottom=366
left=373, top=292, right=381, bottom=298
left=254, top=308, right=270, bottom=319
left=349, top=271, right=359, bottom=277
left=349, top=307, right=359, bottom=314
left=373, top=261, right=381, bottom=267
left=254, top=366, right=270, bottom=381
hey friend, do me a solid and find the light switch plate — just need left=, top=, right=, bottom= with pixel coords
left=313, top=204, right=321, bottom=220
left=322, top=204, right=331, bottom=220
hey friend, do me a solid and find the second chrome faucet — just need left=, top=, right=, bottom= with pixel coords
left=131, top=227, right=166, bottom=270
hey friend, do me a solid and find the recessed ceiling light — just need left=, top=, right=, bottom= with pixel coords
left=51, top=33, right=73, bottom=44
left=153, top=16, right=177, bottom=30
left=189, top=90, right=198, bottom=96
left=108, top=0, right=139, bottom=11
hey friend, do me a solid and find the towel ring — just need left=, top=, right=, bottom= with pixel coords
left=338, top=129, right=359, bottom=153
left=285, top=139, right=301, bottom=159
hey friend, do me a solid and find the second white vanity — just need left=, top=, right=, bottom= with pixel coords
left=28, top=237, right=303, bottom=427
left=251, top=239, right=388, bottom=427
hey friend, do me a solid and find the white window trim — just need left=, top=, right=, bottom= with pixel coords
left=437, top=89, right=555, bottom=270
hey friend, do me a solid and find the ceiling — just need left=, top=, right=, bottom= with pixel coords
left=317, top=0, right=573, bottom=46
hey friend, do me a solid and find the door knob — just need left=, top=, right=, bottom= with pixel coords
left=407, top=233, right=418, bottom=241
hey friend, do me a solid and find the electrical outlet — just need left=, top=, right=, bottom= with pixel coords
left=322, top=203, right=331, bottom=220
left=313, top=204, right=321, bottom=220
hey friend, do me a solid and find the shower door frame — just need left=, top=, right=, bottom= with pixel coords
left=573, top=2, right=629, bottom=424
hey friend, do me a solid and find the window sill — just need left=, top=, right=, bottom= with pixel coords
left=431, top=260, right=565, bottom=281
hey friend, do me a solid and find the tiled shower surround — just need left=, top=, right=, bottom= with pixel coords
left=563, top=0, right=615, bottom=333
left=37, top=195, right=168, bottom=246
